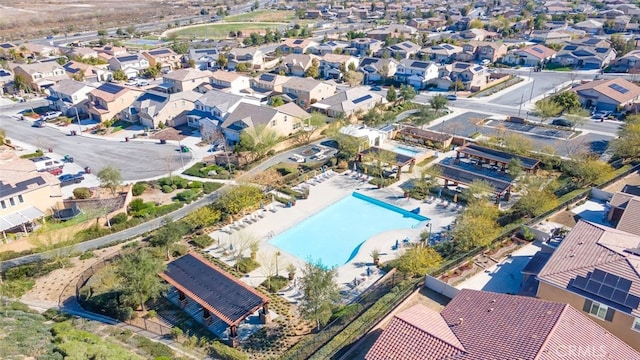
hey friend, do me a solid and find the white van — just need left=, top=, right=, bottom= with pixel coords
left=31, top=156, right=63, bottom=172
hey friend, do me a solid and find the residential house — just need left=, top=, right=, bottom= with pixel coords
left=611, top=50, right=640, bottom=73
left=537, top=220, right=640, bottom=351
left=188, top=48, right=221, bottom=71
left=503, top=44, right=557, bottom=66
left=208, top=70, right=250, bottom=94
left=393, top=59, right=439, bottom=90
left=458, top=28, right=498, bottom=41
left=438, top=62, right=489, bottom=91
left=311, top=86, right=383, bottom=118
left=407, top=18, right=433, bottom=30
left=309, top=40, right=351, bottom=56
left=86, top=83, right=141, bottom=122
left=529, top=29, right=576, bottom=44
left=161, top=68, right=212, bottom=93
left=94, top=45, right=128, bottom=61
left=221, top=102, right=309, bottom=144
left=12, top=62, right=68, bottom=92
left=420, top=44, right=464, bottom=64
left=0, top=42, right=17, bottom=60
left=572, top=78, right=640, bottom=111
left=108, top=54, right=150, bottom=79
left=124, top=90, right=200, bottom=128
left=62, top=61, right=111, bottom=82
left=68, top=47, right=98, bottom=60
left=347, top=38, right=384, bottom=57
left=226, top=47, right=264, bottom=71
left=279, top=38, right=319, bottom=54
left=0, top=158, right=62, bottom=236
left=142, top=48, right=181, bottom=72
left=366, top=289, right=640, bottom=359
left=0, top=69, right=12, bottom=95
left=366, top=24, right=417, bottom=41
left=47, top=79, right=94, bottom=115
left=457, top=41, right=508, bottom=63
left=244, top=73, right=290, bottom=103
left=380, top=41, right=420, bottom=59
left=319, top=53, right=358, bottom=80
left=573, top=19, right=604, bottom=34
left=278, top=54, right=317, bottom=77
left=19, top=43, right=58, bottom=59
left=304, top=9, right=321, bottom=19
left=358, top=57, right=398, bottom=84
left=281, top=77, right=336, bottom=108
left=338, top=124, right=390, bottom=147
left=552, top=43, right=616, bottom=69
left=607, top=191, right=640, bottom=234
left=188, top=90, right=258, bottom=136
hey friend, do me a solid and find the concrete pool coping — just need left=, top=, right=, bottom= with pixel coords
left=205, top=171, right=459, bottom=296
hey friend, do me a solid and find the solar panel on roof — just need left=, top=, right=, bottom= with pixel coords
left=293, top=39, right=304, bottom=45
left=599, top=285, right=615, bottom=299
left=138, top=92, right=167, bottom=103
left=410, top=61, right=429, bottom=68
left=98, top=83, right=124, bottom=95
left=0, top=43, right=12, bottom=49
left=117, top=55, right=139, bottom=62
left=618, top=277, right=633, bottom=292
left=586, top=280, right=601, bottom=294
left=595, top=47, right=609, bottom=53
left=442, top=44, right=454, bottom=50
left=352, top=94, right=373, bottom=104
left=260, top=73, right=275, bottom=82
left=473, top=66, right=484, bottom=72
left=391, top=45, right=401, bottom=50
left=592, top=269, right=606, bottom=282
left=573, top=276, right=588, bottom=289
left=625, top=294, right=640, bottom=309
left=564, top=45, right=578, bottom=51
left=612, top=289, right=628, bottom=304
left=360, top=58, right=376, bottom=66
left=604, top=272, right=619, bottom=286
left=149, top=49, right=171, bottom=55
left=531, top=47, right=544, bottom=53
left=609, top=83, right=629, bottom=94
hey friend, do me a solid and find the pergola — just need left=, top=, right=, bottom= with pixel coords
left=433, top=163, right=513, bottom=203
left=455, top=143, right=540, bottom=173
left=160, top=252, right=270, bottom=347
left=357, top=146, right=416, bottom=174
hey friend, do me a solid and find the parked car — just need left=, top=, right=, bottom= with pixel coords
left=59, top=174, right=84, bottom=187
left=551, top=118, right=573, bottom=127
left=481, top=59, right=491, bottom=65
left=41, top=111, right=61, bottom=121
left=137, top=80, right=150, bottom=87
left=32, top=120, right=45, bottom=128
left=592, top=111, right=610, bottom=120
left=446, top=94, right=458, bottom=101
left=125, top=80, right=138, bottom=86
left=370, top=85, right=382, bottom=91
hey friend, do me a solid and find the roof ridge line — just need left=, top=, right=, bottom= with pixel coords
left=396, top=314, right=467, bottom=354
left=533, top=304, right=568, bottom=360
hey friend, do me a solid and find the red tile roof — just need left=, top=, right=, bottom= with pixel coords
left=616, top=197, right=640, bottom=236
left=366, top=289, right=640, bottom=360
left=538, top=220, right=640, bottom=317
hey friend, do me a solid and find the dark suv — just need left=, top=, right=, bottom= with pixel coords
left=551, top=118, right=573, bottom=127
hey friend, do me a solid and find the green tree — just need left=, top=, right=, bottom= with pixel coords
left=612, top=114, right=640, bottom=160
left=306, top=58, right=320, bottom=78
left=269, top=96, right=285, bottom=107
left=113, top=69, right=127, bottom=81
left=429, top=94, right=448, bottom=113
left=364, top=149, right=397, bottom=185
left=514, top=176, right=558, bottom=217
left=97, top=29, right=108, bottom=36
left=215, top=185, right=263, bottom=216
left=144, top=66, right=160, bottom=80
left=216, top=53, right=228, bottom=69
left=343, top=70, right=363, bottom=87
left=171, top=41, right=190, bottom=55
left=182, top=206, right=221, bottom=230
left=396, top=246, right=442, bottom=277
left=0, top=127, right=5, bottom=144
left=115, top=248, right=167, bottom=311
left=550, top=91, right=581, bottom=112
left=502, top=132, right=534, bottom=155
left=399, top=84, right=417, bottom=102
left=292, top=112, right=327, bottom=145
left=507, top=158, right=524, bottom=178
left=534, top=13, right=547, bottom=30
left=534, top=98, right=562, bottom=123
left=564, top=156, right=614, bottom=187
left=386, top=85, right=397, bottom=102
left=299, top=259, right=340, bottom=331
left=236, top=63, right=248, bottom=72
left=116, top=28, right=125, bottom=36
left=126, top=26, right=136, bottom=36
left=150, top=217, right=186, bottom=260
left=236, top=125, right=277, bottom=162
left=453, top=201, right=499, bottom=251
left=12, top=73, right=30, bottom=93
left=469, top=19, right=484, bottom=29
left=97, top=166, right=122, bottom=196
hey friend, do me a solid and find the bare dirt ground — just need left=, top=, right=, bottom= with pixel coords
left=0, top=0, right=196, bottom=40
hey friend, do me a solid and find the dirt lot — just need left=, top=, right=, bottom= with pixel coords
left=0, top=0, right=196, bottom=40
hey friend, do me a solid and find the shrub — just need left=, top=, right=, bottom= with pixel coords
left=129, top=198, right=153, bottom=212
left=170, top=327, right=183, bottom=340
left=161, top=185, right=174, bottom=193
left=171, top=244, right=189, bottom=257
left=174, top=189, right=196, bottom=203
left=173, top=177, right=189, bottom=189
left=261, top=275, right=289, bottom=293
left=188, top=181, right=203, bottom=189
left=203, top=181, right=222, bottom=194
left=236, top=257, right=260, bottom=273
left=145, top=310, right=157, bottom=318
left=329, top=303, right=364, bottom=324
left=211, top=341, right=248, bottom=360
left=110, top=213, right=128, bottom=225
left=19, top=149, right=44, bottom=159
left=72, top=187, right=92, bottom=199
left=191, top=235, right=214, bottom=249
left=133, top=334, right=174, bottom=358
left=79, top=251, right=96, bottom=260
left=0, top=279, right=35, bottom=298
left=132, top=182, right=147, bottom=196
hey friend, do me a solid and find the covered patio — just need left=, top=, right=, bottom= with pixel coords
left=454, top=143, right=540, bottom=173
left=160, top=252, right=271, bottom=347
left=0, top=206, right=45, bottom=239
left=357, top=146, right=416, bottom=175
left=432, top=163, right=513, bottom=203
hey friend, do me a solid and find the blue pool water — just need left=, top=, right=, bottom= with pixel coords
left=392, top=145, right=422, bottom=158
left=269, top=192, right=428, bottom=268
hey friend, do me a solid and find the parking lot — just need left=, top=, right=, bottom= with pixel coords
left=485, top=120, right=575, bottom=140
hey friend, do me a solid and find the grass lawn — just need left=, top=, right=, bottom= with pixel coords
left=224, top=9, right=294, bottom=22
left=171, top=22, right=287, bottom=39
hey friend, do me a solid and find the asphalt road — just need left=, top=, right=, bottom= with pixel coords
left=0, top=113, right=189, bottom=181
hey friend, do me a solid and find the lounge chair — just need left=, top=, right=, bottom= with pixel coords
left=269, top=205, right=278, bottom=213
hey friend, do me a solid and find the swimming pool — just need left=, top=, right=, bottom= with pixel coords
left=269, top=192, right=428, bottom=268
left=391, top=145, right=422, bottom=158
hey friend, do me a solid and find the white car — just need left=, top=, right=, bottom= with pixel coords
left=288, top=154, right=305, bottom=163
left=125, top=80, right=138, bottom=86
left=41, top=111, right=62, bottom=120
left=136, top=80, right=150, bottom=87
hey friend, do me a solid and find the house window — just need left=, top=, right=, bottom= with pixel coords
left=271, top=120, right=276, bottom=127
left=9, top=198, right=15, bottom=206
left=18, top=195, right=24, bottom=203
left=0, top=200, right=5, bottom=209
left=588, top=301, right=609, bottom=320
left=633, top=318, right=640, bottom=332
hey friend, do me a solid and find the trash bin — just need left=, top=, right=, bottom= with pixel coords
left=70, top=130, right=77, bottom=136
left=125, top=137, right=129, bottom=142
left=48, top=147, right=53, bottom=153
left=84, top=167, right=92, bottom=174
left=160, top=139, right=167, bottom=144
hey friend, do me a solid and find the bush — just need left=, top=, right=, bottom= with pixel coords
left=174, top=189, right=196, bottom=203
left=329, top=303, right=364, bottom=324
left=161, top=185, right=174, bottom=193
left=110, top=213, right=128, bottom=225
left=129, top=198, right=153, bottom=213
left=191, top=235, right=214, bottom=249
left=145, top=310, right=157, bottom=318
left=0, top=279, right=35, bottom=297
left=73, top=187, right=92, bottom=199
left=173, top=177, right=189, bottom=189
left=133, top=334, right=174, bottom=358
left=132, top=182, right=147, bottom=196
left=79, top=251, right=96, bottom=260
left=4, top=259, right=68, bottom=281
left=188, top=181, right=203, bottom=189
left=211, top=341, right=248, bottom=360
left=170, top=327, right=183, bottom=340
left=261, top=275, right=289, bottom=293
left=19, top=149, right=44, bottom=159
left=236, top=257, right=260, bottom=273
left=203, top=181, right=223, bottom=194
left=171, top=244, right=189, bottom=257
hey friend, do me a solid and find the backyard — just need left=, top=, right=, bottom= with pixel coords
left=170, top=22, right=288, bottom=39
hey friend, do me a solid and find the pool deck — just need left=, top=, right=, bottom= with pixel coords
left=205, top=170, right=459, bottom=300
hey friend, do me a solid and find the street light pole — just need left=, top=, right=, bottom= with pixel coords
left=73, top=107, right=82, bottom=135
